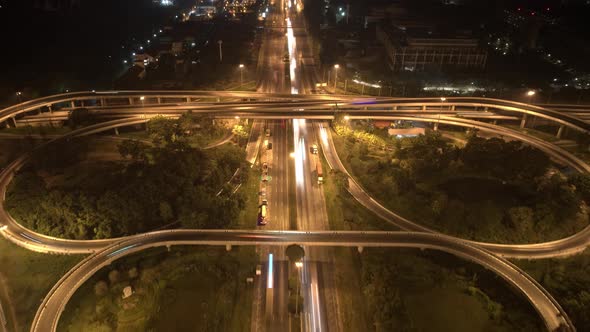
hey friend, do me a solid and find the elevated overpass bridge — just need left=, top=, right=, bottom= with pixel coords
left=3, top=91, right=590, bottom=139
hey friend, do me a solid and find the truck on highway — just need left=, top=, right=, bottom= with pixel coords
left=316, top=162, right=323, bottom=184
left=257, top=201, right=268, bottom=226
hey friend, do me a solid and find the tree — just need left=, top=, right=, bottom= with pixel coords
left=147, top=116, right=184, bottom=146
left=94, top=281, right=109, bottom=297
left=159, top=201, right=174, bottom=222
left=232, top=124, right=249, bottom=145
left=570, top=174, right=590, bottom=204
left=108, top=270, right=121, bottom=284
left=286, top=244, right=305, bottom=263
left=117, top=140, right=149, bottom=160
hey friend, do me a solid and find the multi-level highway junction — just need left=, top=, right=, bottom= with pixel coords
left=1, top=90, right=590, bottom=331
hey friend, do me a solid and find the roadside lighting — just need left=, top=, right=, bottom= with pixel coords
left=343, top=115, right=350, bottom=121
left=235, top=115, right=240, bottom=120
left=440, top=97, right=446, bottom=102
left=527, top=90, right=536, bottom=96
left=140, top=96, right=145, bottom=107
left=333, top=64, right=340, bottom=91
left=295, top=261, right=303, bottom=268
left=239, top=64, right=245, bottom=87
left=290, top=152, right=296, bottom=158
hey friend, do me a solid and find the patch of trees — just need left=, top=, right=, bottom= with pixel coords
left=517, top=250, right=590, bottom=329
left=5, top=116, right=248, bottom=239
left=361, top=249, right=542, bottom=331
left=340, top=130, right=590, bottom=242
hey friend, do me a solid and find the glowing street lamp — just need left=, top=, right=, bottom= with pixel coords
left=239, top=64, right=245, bottom=87
left=526, top=90, right=536, bottom=97
left=140, top=96, right=145, bottom=107
left=333, top=64, right=340, bottom=91
left=343, top=115, right=350, bottom=121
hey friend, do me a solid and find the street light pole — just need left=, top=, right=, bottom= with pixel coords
left=239, top=64, right=244, bottom=88
left=217, top=40, right=223, bottom=63
left=333, top=64, right=340, bottom=92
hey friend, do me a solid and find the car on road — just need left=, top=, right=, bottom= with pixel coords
left=310, top=144, right=318, bottom=154
left=257, top=204, right=268, bottom=226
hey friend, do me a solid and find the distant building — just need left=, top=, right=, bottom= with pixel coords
left=171, top=41, right=183, bottom=55
left=373, top=121, right=392, bottom=129
left=133, top=53, right=156, bottom=68
left=377, top=23, right=487, bottom=72
left=388, top=127, right=425, bottom=137
left=502, top=8, right=555, bottom=51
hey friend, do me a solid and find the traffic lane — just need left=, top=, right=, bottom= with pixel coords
left=32, top=229, right=570, bottom=332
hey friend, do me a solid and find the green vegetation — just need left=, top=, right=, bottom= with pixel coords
left=332, top=121, right=589, bottom=243
left=0, top=238, right=82, bottom=332
left=322, top=155, right=396, bottom=231
left=360, top=248, right=543, bottom=331
left=516, top=249, right=590, bottom=329
left=0, top=138, right=38, bottom=168
left=58, top=246, right=256, bottom=332
left=0, top=125, right=72, bottom=136
left=5, top=115, right=249, bottom=239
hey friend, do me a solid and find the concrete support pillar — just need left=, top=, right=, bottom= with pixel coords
left=357, top=246, right=364, bottom=254
left=520, top=114, right=527, bottom=129
left=128, top=97, right=134, bottom=105
left=434, top=123, right=439, bottom=131
left=166, top=245, right=171, bottom=252
left=492, top=120, right=497, bottom=125
left=101, top=98, right=107, bottom=107
left=483, top=106, right=488, bottom=112
left=70, top=101, right=76, bottom=109
left=556, top=125, right=564, bottom=139
left=11, top=117, right=17, bottom=128
left=186, top=97, right=191, bottom=103
left=421, top=105, right=427, bottom=111
left=392, top=106, right=398, bottom=111
left=156, top=97, right=161, bottom=104
left=450, top=105, right=456, bottom=111
left=226, top=244, right=232, bottom=251
left=48, top=105, right=53, bottom=113
left=114, top=128, right=119, bottom=136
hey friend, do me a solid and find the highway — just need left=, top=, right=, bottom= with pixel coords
left=285, top=4, right=344, bottom=331
left=29, top=229, right=573, bottom=332
left=251, top=1, right=292, bottom=330
left=0, top=107, right=583, bottom=330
